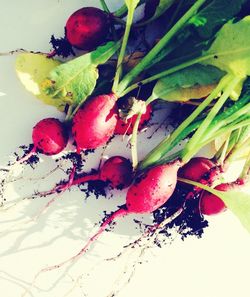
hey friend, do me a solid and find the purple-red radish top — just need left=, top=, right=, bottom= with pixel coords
left=65, top=7, right=110, bottom=51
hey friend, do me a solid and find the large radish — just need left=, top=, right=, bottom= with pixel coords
left=72, top=94, right=118, bottom=152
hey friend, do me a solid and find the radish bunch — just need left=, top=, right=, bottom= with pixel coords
left=3, top=2, right=250, bottom=292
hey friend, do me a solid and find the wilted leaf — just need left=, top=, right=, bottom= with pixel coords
left=15, top=53, right=66, bottom=111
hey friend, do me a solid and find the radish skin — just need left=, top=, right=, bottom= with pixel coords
left=72, top=94, right=118, bottom=152
left=32, top=118, right=68, bottom=155
left=179, top=157, right=216, bottom=182
left=200, top=179, right=247, bottom=215
left=66, top=7, right=110, bottom=51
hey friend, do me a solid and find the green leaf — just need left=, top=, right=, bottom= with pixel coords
left=179, top=178, right=250, bottom=233
left=144, top=0, right=175, bottom=23
left=211, top=189, right=250, bottom=234
left=152, top=64, right=224, bottom=102
left=125, top=0, right=140, bottom=11
left=15, top=53, right=67, bottom=111
left=189, top=0, right=247, bottom=39
left=202, top=17, right=250, bottom=78
left=42, top=41, right=120, bottom=108
left=147, top=0, right=246, bottom=73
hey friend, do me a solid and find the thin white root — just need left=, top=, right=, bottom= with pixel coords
left=106, top=208, right=183, bottom=297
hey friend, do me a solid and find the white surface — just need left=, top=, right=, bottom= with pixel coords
left=0, top=1, right=250, bottom=297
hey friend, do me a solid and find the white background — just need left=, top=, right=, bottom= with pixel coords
left=0, top=1, right=250, bottom=297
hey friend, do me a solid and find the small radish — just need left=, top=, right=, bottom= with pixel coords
left=0, top=118, right=68, bottom=200
left=32, top=118, right=68, bottom=156
left=72, top=93, right=118, bottom=152
left=179, top=157, right=216, bottom=182
left=199, top=179, right=247, bottom=215
left=66, top=7, right=110, bottom=51
left=38, top=156, right=133, bottom=197
left=13, top=118, right=68, bottom=164
left=178, top=157, right=220, bottom=200
left=115, top=103, right=152, bottom=135
left=38, top=160, right=182, bottom=273
left=15, top=156, right=133, bottom=221
left=98, top=156, right=133, bottom=189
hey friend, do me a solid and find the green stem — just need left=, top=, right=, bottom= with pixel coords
left=145, top=149, right=184, bottom=169
left=116, top=0, right=207, bottom=96
left=130, top=95, right=156, bottom=168
left=113, top=0, right=147, bottom=18
left=182, top=75, right=241, bottom=163
left=120, top=54, right=215, bottom=96
left=113, top=4, right=128, bottom=17
left=218, top=133, right=231, bottom=165
left=228, top=138, right=250, bottom=163
left=65, top=105, right=73, bottom=122
left=177, top=178, right=221, bottom=197
left=195, top=118, right=250, bottom=153
left=139, top=91, right=250, bottom=170
left=226, top=126, right=250, bottom=164
left=100, top=0, right=110, bottom=13
left=139, top=76, right=228, bottom=169
left=241, top=152, right=250, bottom=178
left=112, top=5, right=136, bottom=92
left=165, top=0, right=185, bottom=31
left=196, top=103, right=250, bottom=146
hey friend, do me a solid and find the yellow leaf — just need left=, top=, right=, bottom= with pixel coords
left=165, top=84, right=216, bottom=102
left=15, top=53, right=66, bottom=111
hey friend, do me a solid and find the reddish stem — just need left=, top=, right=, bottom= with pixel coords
left=46, top=50, right=57, bottom=58
left=72, top=172, right=100, bottom=185
left=16, top=147, right=37, bottom=165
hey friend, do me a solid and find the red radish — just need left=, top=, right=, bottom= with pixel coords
left=179, top=157, right=216, bottom=182
left=178, top=157, right=221, bottom=200
left=37, top=156, right=133, bottom=198
left=38, top=160, right=182, bottom=273
left=126, top=161, right=181, bottom=213
left=72, top=94, right=118, bottom=152
left=115, top=104, right=153, bottom=135
left=98, top=156, right=133, bottom=189
left=14, top=118, right=68, bottom=164
left=32, top=118, right=68, bottom=155
left=199, top=179, right=247, bottom=215
left=65, top=7, right=110, bottom=51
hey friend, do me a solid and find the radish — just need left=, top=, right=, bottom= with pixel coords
left=179, top=157, right=216, bottom=182
left=32, top=118, right=68, bottom=156
left=12, top=118, right=68, bottom=164
left=115, top=103, right=152, bottom=135
left=36, top=160, right=181, bottom=273
left=200, top=179, right=247, bottom=216
left=37, top=156, right=133, bottom=197
left=65, top=7, right=110, bottom=51
left=178, top=157, right=220, bottom=199
left=72, top=94, right=118, bottom=152
left=48, top=7, right=110, bottom=57
left=0, top=118, right=68, bottom=202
